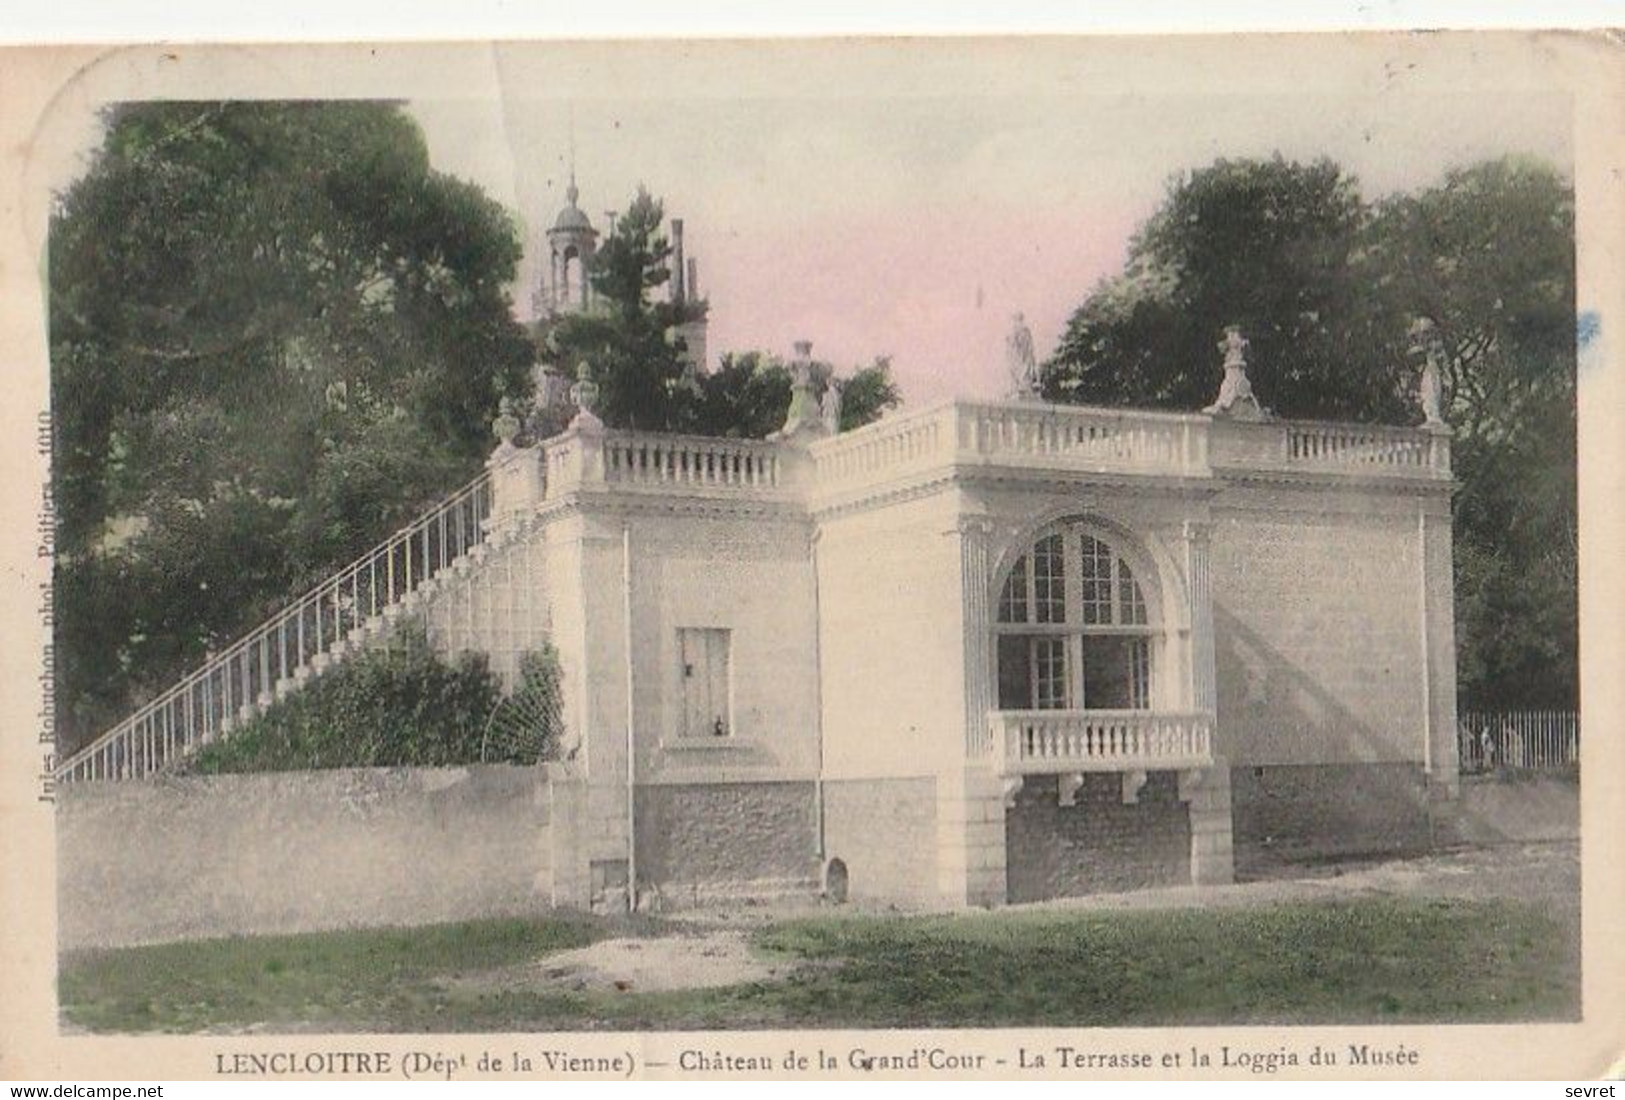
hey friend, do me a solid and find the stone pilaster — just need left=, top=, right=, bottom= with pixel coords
left=958, top=513, right=996, bottom=758
left=1184, top=520, right=1217, bottom=714
left=935, top=764, right=1009, bottom=907
left=488, top=444, right=543, bottom=530
left=1179, top=761, right=1234, bottom=885
left=546, top=766, right=633, bottom=912
left=1420, top=504, right=1460, bottom=801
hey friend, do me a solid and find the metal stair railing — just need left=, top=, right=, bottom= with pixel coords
left=55, top=471, right=495, bottom=782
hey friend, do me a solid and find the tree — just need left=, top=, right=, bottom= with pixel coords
left=1367, top=159, right=1576, bottom=709
left=836, top=356, right=904, bottom=432
left=50, top=102, right=534, bottom=751
left=1049, top=156, right=1410, bottom=422
left=540, top=186, right=901, bottom=438
left=687, top=351, right=901, bottom=439
left=540, top=187, right=702, bottom=431
left=1045, top=154, right=1577, bottom=709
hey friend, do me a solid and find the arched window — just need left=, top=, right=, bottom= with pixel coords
left=561, top=245, right=582, bottom=303
left=996, top=526, right=1155, bottom=711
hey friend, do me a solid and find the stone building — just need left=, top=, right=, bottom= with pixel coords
left=457, top=327, right=1457, bottom=908
left=58, top=322, right=1458, bottom=915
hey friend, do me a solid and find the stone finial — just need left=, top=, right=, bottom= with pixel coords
left=492, top=396, right=520, bottom=448
left=1408, top=318, right=1447, bottom=429
left=1006, top=311, right=1041, bottom=402
left=569, top=361, right=603, bottom=432
left=1203, top=325, right=1266, bottom=420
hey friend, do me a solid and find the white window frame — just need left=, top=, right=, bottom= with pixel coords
left=995, top=525, right=1157, bottom=711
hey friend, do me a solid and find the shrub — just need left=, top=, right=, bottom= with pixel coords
left=480, top=641, right=565, bottom=765
left=190, top=623, right=510, bottom=773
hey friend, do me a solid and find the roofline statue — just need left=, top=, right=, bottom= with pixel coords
left=1204, top=325, right=1267, bottom=421
left=1006, top=312, right=1042, bottom=402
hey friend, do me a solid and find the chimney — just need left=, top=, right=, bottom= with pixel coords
left=793, top=340, right=813, bottom=363
left=687, top=258, right=700, bottom=301
left=671, top=218, right=686, bottom=304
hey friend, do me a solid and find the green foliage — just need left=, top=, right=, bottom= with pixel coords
left=541, top=187, right=700, bottom=431
left=686, top=351, right=901, bottom=439
left=688, top=351, right=793, bottom=438
left=1047, top=154, right=1576, bottom=708
left=188, top=625, right=518, bottom=773
left=540, top=187, right=900, bottom=438
left=1049, top=156, right=1399, bottom=421
left=59, top=896, right=1577, bottom=1032
left=59, top=915, right=606, bottom=1034
left=836, top=356, right=904, bottom=432
left=1368, top=159, right=1576, bottom=709
left=50, top=102, right=535, bottom=751
left=481, top=642, right=566, bottom=765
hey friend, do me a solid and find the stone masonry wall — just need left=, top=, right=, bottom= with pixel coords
left=1230, top=762, right=1430, bottom=877
left=1004, top=772, right=1191, bottom=903
left=633, top=781, right=818, bottom=902
left=57, top=765, right=550, bottom=950
left=821, top=777, right=938, bottom=905
left=1211, top=500, right=1427, bottom=767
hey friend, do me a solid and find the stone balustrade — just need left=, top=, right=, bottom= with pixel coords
left=1283, top=421, right=1448, bottom=470
left=955, top=401, right=1209, bottom=472
left=989, top=709, right=1214, bottom=775
left=602, top=432, right=781, bottom=490
left=61, top=394, right=1448, bottom=785
left=809, top=400, right=1212, bottom=501
left=1209, top=416, right=1451, bottom=477
left=524, top=427, right=785, bottom=505
left=504, top=400, right=1449, bottom=516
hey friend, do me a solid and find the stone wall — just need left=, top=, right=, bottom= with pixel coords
left=633, top=781, right=819, bottom=903
left=816, top=492, right=970, bottom=779
left=1229, top=761, right=1430, bottom=876
left=821, top=777, right=938, bottom=905
left=627, top=512, right=822, bottom=781
left=57, top=766, right=549, bottom=951
left=1004, top=772, right=1191, bottom=903
left=1444, top=771, right=1579, bottom=847
left=1211, top=496, right=1434, bottom=768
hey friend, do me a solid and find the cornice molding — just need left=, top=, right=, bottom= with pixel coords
left=1211, top=465, right=1456, bottom=494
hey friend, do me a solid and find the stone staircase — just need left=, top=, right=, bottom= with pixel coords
left=56, top=471, right=507, bottom=782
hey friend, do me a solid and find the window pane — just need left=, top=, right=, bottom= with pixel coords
left=1034, top=637, right=1069, bottom=709
left=1080, top=635, right=1146, bottom=710
left=998, top=554, right=1029, bottom=624
left=997, top=634, right=1034, bottom=709
left=1033, top=534, right=1065, bottom=623
left=1080, top=535, right=1113, bottom=625
left=1130, top=637, right=1151, bottom=709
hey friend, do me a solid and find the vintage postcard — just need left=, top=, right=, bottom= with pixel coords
left=1, top=31, right=1621, bottom=1082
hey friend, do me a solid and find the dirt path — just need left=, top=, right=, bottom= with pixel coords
left=468, top=929, right=792, bottom=995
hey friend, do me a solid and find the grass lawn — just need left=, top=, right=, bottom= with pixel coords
left=59, top=896, right=1579, bottom=1033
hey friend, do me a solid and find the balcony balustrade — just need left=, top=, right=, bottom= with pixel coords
left=988, top=709, right=1214, bottom=776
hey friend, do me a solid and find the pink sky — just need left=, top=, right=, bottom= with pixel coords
left=19, top=41, right=1573, bottom=413
left=411, top=75, right=1567, bottom=409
